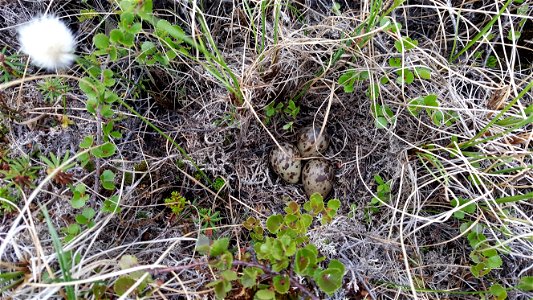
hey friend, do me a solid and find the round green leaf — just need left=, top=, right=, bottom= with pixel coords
left=100, top=169, right=116, bottom=191
left=517, top=276, right=533, bottom=291
left=375, top=117, right=388, bottom=129
left=67, top=223, right=80, bottom=235
left=71, top=194, right=88, bottom=209
left=75, top=214, right=88, bottom=225
left=273, top=274, right=290, bottom=294
left=91, top=142, right=116, bottom=158
left=487, top=254, right=502, bottom=269
left=210, top=238, right=229, bottom=257
left=295, top=248, right=316, bottom=275
left=254, top=289, right=275, bottom=300
left=114, top=276, right=136, bottom=296
left=327, top=199, right=341, bottom=211
left=489, top=283, right=507, bottom=300
left=266, top=214, right=283, bottom=234
left=93, top=33, right=109, bottom=50
left=316, top=268, right=343, bottom=296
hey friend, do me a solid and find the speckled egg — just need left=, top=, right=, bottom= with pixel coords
left=297, top=126, right=330, bottom=158
left=302, top=159, right=334, bottom=197
left=270, top=143, right=302, bottom=184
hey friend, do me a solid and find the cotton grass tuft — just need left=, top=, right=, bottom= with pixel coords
left=17, top=15, right=76, bottom=71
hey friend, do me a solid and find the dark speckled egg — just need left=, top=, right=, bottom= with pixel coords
left=302, top=159, right=334, bottom=197
left=270, top=143, right=302, bottom=184
left=297, top=126, right=330, bottom=158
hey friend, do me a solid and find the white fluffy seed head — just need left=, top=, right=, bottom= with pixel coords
left=17, top=15, right=76, bottom=71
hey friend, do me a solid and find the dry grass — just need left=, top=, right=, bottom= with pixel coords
left=0, top=0, right=532, bottom=299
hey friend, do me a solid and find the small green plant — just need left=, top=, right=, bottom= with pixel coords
left=337, top=35, right=425, bottom=129
left=264, top=99, right=300, bottom=130
left=408, top=94, right=458, bottom=127
left=0, top=186, right=17, bottom=215
left=63, top=184, right=96, bottom=242
left=40, top=151, right=76, bottom=185
left=196, top=208, right=222, bottom=236
left=37, top=78, right=70, bottom=104
left=460, top=222, right=504, bottom=278
left=367, top=174, right=391, bottom=215
left=212, top=177, right=226, bottom=192
left=164, top=191, right=187, bottom=216
left=371, top=102, right=395, bottom=129
left=0, top=47, right=23, bottom=83
left=0, top=156, right=38, bottom=189
left=196, top=193, right=345, bottom=299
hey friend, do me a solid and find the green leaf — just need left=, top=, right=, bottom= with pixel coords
left=388, top=57, right=401, bottom=67
left=240, top=267, right=263, bottom=288
left=284, top=214, right=298, bottom=226
left=93, top=33, right=109, bottom=50
left=114, top=276, right=136, bottom=296
left=338, top=71, right=356, bottom=93
left=507, top=30, right=521, bottom=41
left=414, top=67, right=431, bottom=80
left=66, top=223, right=80, bottom=235
left=316, top=268, right=343, bottom=295
left=86, top=98, right=98, bottom=114
left=328, top=259, right=345, bottom=274
left=489, top=283, right=507, bottom=300
left=102, top=69, right=115, bottom=87
left=120, top=11, right=135, bottom=26
left=284, top=201, right=300, bottom=214
left=82, top=207, right=95, bottom=219
left=487, top=254, right=502, bottom=268
left=305, top=193, right=325, bottom=215
left=78, top=152, right=90, bottom=167
left=300, top=214, right=313, bottom=228
left=254, top=289, right=275, bottom=300
left=408, top=97, right=423, bottom=116
left=100, top=170, right=116, bottom=191
left=79, top=135, right=94, bottom=148
left=394, top=37, right=418, bottom=52
left=272, top=257, right=289, bottom=272
left=471, top=262, right=489, bottom=278
left=295, top=248, right=316, bottom=275
left=396, top=69, right=414, bottom=84
left=71, top=193, right=88, bottom=209
left=210, top=238, right=230, bottom=257
left=266, top=214, right=283, bottom=233
left=91, top=142, right=116, bottom=158
left=109, top=29, right=123, bottom=44
left=366, top=83, right=380, bottom=100
left=121, top=32, right=135, bottom=47
left=423, top=94, right=438, bottom=107
left=243, top=216, right=258, bottom=230
left=517, top=276, right=533, bottom=291
left=375, top=116, right=388, bottom=129
left=102, top=195, right=121, bottom=213
left=327, top=199, right=341, bottom=211
left=157, top=19, right=189, bottom=41
left=220, top=270, right=237, bottom=281
left=75, top=214, right=88, bottom=224
left=79, top=77, right=102, bottom=99
left=273, top=274, right=290, bottom=294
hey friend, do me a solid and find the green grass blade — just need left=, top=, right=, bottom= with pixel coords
left=40, top=205, right=76, bottom=300
left=494, top=192, right=533, bottom=204
left=450, top=0, right=513, bottom=62
left=460, top=80, right=533, bottom=148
